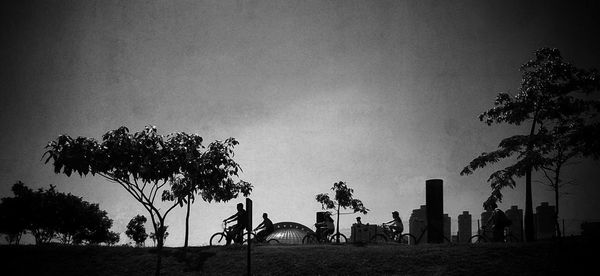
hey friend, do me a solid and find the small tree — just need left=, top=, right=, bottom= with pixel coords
left=0, top=193, right=27, bottom=244
left=315, top=181, right=368, bottom=243
left=126, top=215, right=148, bottom=247
left=9, top=182, right=59, bottom=244
left=106, top=231, right=120, bottom=246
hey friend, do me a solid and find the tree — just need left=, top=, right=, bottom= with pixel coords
left=70, top=202, right=120, bottom=245
left=44, top=126, right=252, bottom=275
left=11, top=183, right=60, bottom=244
left=0, top=189, right=27, bottom=244
left=461, top=48, right=600, bottom=241
left=315, top=181, right=368, bottom=243
left=126, top=215, right=148, bottom=247
left=535, top=98, right=600, bottom=237
left=0, top=181, right=119, bottom=245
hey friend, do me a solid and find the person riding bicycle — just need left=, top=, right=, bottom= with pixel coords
left=223, top=203, right=247, bottom=244
left=315, top=212, right=335, bottom=241
left=384, top=211, right=404, bottom=238
left=254, top=213, right=274, bottom=242
left=485, top=201, right=511, bottom=242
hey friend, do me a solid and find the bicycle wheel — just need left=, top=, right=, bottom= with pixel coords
left=370, top=234, right=388, bottom=243
left=210, top=233, right=228, bottom=246
left=400, top=234, right=417, bottom=245
left=469, top=235, right=487, bottom=243
left=329, top=233, right=347, bottom=244
left=267, top=239, right=279, bottom=244
left=302, top=233, right=319, bottom=244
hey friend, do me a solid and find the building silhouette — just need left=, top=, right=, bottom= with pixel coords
left=458, top=211, right=472, bottom=243
left=505, top=205, right=523, bottom=241
left=409, top=205, right=427, bottom=244
left=443, top=214, right=451, bottom=243
left=535, top=202, right=556, bottom=240
left=480, top=210, right=493, bottom=237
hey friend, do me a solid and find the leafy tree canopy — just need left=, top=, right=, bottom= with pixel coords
left=316, top=181, right=369, bottom=214
left=0, top=181, right=119, bottom=245
left=460, top=48, right=600, bottom=208
left=44, top=125, right=252, bottom=249
left=126, top=215, right=148, bottom=246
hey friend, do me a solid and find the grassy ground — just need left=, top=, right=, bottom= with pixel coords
left=1, top=237, right=595, bottom=275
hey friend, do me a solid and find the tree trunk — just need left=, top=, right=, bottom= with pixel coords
left=184, top=195, right=191, bottom=248
left=554, top=165, right=562, bottom=238
left=336, top=204, right=340, bottom=243
left=524, top=111, right=538, bottom=242
left=525, top=169, right=534, bottom=242
left=155, top=220, right=164, bottom=276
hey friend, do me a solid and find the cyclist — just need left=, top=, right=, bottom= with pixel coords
left=486, top=201, right=511, bottom=242
left=383, top=211, right=404, bottom=239
left=315, top=212, right=335, bottom=241
left=223, top=202, right=247, bottom=244
left=254, top=213, right=274, bottom=242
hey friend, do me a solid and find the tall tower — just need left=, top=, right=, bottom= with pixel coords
left=426, top=179, right=443, bottom=243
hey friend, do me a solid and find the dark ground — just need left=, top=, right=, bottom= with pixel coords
left=0, top=237, right=596, bottom=275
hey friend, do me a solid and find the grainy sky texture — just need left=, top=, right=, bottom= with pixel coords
left=2, top=0, right=600, bottom=246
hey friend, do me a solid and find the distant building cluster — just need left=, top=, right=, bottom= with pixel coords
left=405, top=202, right=556, bottom=243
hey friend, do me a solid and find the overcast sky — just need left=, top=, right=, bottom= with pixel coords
left=2, top=0, right=600, bottom=246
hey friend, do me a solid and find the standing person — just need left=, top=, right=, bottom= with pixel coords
left=384, top=211, right=404, bottom=239
left=224, top=203, right=247, bottom=244
left=254, top=213, right=274, bottom=242
left=355, top=217, right=363, bottom=225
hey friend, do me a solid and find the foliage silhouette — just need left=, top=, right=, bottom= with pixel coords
left=461, top=48, right=600, bottom=241
left=150, top=226, right=169, bottom=247
left=0, top=181, right=118, bottom=245
left=44, top=125, right=252, bottom=275
left=126, top=215, right=148, bottom=247
left=316, top=181, right=368, bottom=243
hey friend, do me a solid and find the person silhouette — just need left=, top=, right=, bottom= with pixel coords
left=486, top=202, right=509, bottom=242
left=315, top=212, right=335, bottom=241
left=224, top=203, right=247, bottom=244
left=384, top=211, right=404, bottom=238
left=254, top=213, right=274, bottom=242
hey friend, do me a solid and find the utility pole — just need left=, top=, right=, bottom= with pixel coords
left=246, top=198, right=252, bottom=276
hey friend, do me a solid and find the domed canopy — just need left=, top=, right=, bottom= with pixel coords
left=265, top=222, right=314, bottom=244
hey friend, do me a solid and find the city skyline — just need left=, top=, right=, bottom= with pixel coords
left=2, top=0, right=600, bottom=246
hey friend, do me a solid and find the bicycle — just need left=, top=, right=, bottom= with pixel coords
left=469, top=220, right=520, bottom=243
left=209, top=222, right=279, bottom=246
left=252, top=228, right=280, bottom=245
left=369, top=224, right=415, bottom=244
left=373, top=224, right=452, bottom=245
left=302, top=227, right=347, bottom=244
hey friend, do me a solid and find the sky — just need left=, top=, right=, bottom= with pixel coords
left=2, top=0, right=600, bottom=246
